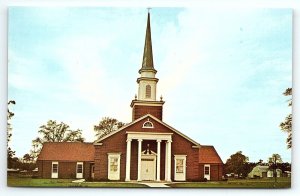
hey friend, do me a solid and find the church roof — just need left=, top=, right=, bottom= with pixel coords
left=199, top=146, right=223, bottom=164
left=94, top=114, right=201, bottom=147
left=37, top=142, right=94, bottom=162
left=139, top=12, right=157, bottom=74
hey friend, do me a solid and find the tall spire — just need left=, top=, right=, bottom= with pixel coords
left=131, top=9, right=164, bottom=121
left=139, top=11, right=157, bottom=74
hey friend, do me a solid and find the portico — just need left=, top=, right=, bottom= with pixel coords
left=125, top=132, right=173, bottom=182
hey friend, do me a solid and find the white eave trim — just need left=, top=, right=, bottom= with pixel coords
left=94, top=114, right=201, bottom=147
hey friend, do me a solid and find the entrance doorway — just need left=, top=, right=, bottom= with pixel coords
left=141, top=150, right=156, bottom=181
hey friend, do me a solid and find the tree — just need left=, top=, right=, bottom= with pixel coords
left=268, top=154, right=282, bottom=183
left=30, top=120, right=85, bottom=160
left=280, top=88, right=292, bottom=149
left=7, top=147, right=17, bottom=169
left=23, top=153, right=33, bottom=163
left=7, top=100, right=16, bottom=169
left=7, top=100, right=16, bottom=143
left=94, top=117, right=125, bottom=140
left=225, top=151, right=249, bottom=177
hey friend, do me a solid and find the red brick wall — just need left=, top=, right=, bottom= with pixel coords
left=84, top=162, right=92, bottom=180
left=170, top=132, right=199, bottom=181
left=132, top=105, right=163, bottom=121
left=94, top=128, right=127, bottom=181
left=58, top=162, right=76, bottom=178
left=37, top=160, right=92, bottom=179
left=37, top=160, right=52, bottom=178
left=199, top=163, right=223, bottom=181
left=94, top=116, right=200, bottom=181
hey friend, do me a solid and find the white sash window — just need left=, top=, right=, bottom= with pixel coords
left=76, top=162, right=83, bottom=178
left=204, top=164, right=211, bottom=180
left=108, top=153, right=121, bottom=180
left=174, top=155, right=186, bottom=181
left=51, top=162, right=58, bottom=178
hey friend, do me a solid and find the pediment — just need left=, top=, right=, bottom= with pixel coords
left=94, top=114, right=200, bottom=147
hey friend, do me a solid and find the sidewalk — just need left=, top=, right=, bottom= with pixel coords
left=141, top=182, right=170, bottom=188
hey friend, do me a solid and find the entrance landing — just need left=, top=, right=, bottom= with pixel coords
left=141, top=182, right=170, bottom=188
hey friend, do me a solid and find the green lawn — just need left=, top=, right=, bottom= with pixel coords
left=168, top=178, right=291, bottom=188
left=7, top=176, right=147, bottom=188
left=8, top=176, right=291, bottom=188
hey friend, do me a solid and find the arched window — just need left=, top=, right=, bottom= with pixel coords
left=145, top=85, right=151, bottom=98
left=142, top=119, right=154, bottom=128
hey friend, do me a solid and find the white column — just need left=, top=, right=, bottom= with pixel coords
left=156, top=139, right=161, bottom=181
left=125, top=139, right=132, bottom=181
left=167, top=140, right=172, bottom=181
left=137, top=139, right=143, bottom=181
left=165, top=141, right=168, bottom=181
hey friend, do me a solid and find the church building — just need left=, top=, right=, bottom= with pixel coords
left=37, top=12, right=223, bottom=182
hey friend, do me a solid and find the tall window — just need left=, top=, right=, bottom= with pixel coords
left=52, top=163, right=58, bottom=173
left=77, top=163, right=83, bottom=174
left=204, top=165, right=210, bottom=175
left=176, top=159, right=184, bottom=173
left=174, top=155, right=187, bottom=181
left=51, top=162, right=58, bottom=178
left=146, top=85, right=151, bottom=98
left=110, top=157, right=118, bottom=172
left=108, top=153, right=121, bottom=180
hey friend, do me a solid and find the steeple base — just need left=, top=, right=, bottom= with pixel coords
left=130, top=100, right=165, bottom=121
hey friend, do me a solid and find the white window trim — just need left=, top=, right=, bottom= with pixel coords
left=142, top=119, right=154, bottom=129
left=51, top=161, right=58, bottom=179
left=107, top=153, right=121, bottom=180
left=204, top=164, right=210, bottom=175
left=76, top=162, right=83, bottom=179
left=204, top=164, right=211, bottom=181
left=174, top=155, right=187, bottom=181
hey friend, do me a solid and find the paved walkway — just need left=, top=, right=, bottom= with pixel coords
left=141, top=182, right=170, bottom=188
left=72, top=179, right=85, bottom=183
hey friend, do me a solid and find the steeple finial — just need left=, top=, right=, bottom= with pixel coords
left=139, top=10, right=157, bottom=74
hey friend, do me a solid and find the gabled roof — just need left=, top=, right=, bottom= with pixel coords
left=94, top=114, right=200, bottom=146
left=37, top=142, right=94, bottom=162
left=199, top=145, right=223, bottom=164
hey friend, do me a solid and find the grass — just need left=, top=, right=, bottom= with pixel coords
left=7, top=176, right=147, bottom=188
left=167, top=177, right=291, bottom=188
left=8, top=176, right=291, bottom=188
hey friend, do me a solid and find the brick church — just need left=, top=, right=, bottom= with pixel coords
left=37, top=12, right=223, bottom=182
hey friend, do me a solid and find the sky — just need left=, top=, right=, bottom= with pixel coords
left=8, top=7, right=292, bottom=163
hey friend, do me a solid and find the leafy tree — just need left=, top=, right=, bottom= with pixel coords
left=31, top=120, right=85, bottom=160
left=23, top=153, right=33, bottom=163
left=94, top=117, right=125, bottom=140
left=225, top=151, right=249, bottom=177
left=269, top=154, right=283, bottom=183
left=278, top=162, right=291, bottom=172
left=280, top=88, right=292, bottom=148
left=7, top=147, right=17, bottom=168
left=7, top=100, right=16, bottom=169
left=7, top=100, right=16, bottom=143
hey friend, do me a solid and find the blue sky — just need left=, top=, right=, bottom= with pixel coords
left=8, top=7, right=292, bottom=163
